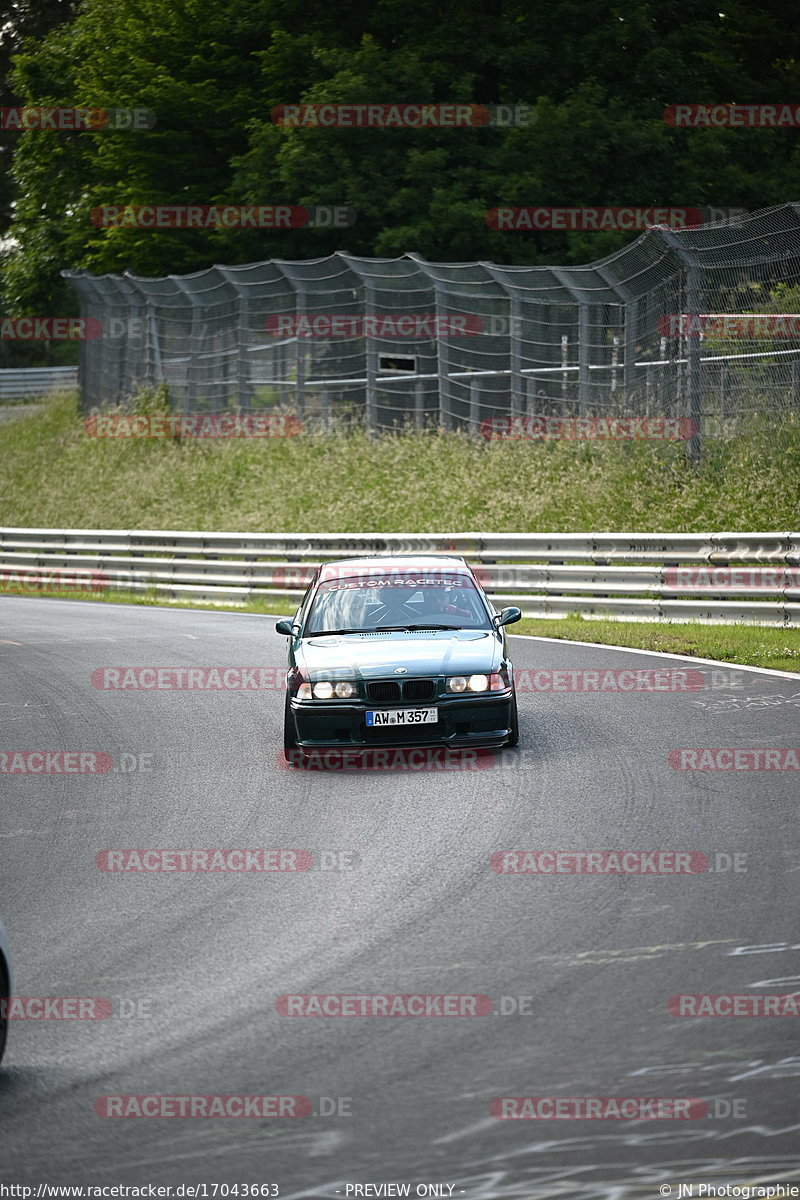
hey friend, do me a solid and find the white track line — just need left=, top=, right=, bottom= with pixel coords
left=508, top=631, right=800, bottom=680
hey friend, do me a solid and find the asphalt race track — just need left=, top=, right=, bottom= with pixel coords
left=1, top=597, right=799, bottom=1196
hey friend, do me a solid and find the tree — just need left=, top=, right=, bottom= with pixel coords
left=3, top=0, right=800, bottom=315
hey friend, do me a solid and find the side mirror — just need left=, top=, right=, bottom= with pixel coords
left=275, top=619, right=295, bottom=636
left=494, top=606, right=522, bottom=628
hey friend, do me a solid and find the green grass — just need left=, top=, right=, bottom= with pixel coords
left=2, top=391, right=799, bottom=531
left=514, top=614, right=800, bottom=673
left=1, top=393, right=799, bottom=674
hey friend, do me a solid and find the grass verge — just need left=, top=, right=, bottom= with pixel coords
left=2, top=391, right=800, bottom=531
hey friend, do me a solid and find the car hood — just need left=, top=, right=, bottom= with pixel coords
left=296, top=629, right=502, bottom=680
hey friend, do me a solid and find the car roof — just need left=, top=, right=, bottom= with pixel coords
left=318, top=555, right=472, bottom=576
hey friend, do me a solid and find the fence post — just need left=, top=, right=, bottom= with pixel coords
left=718, top=359, right=729, bottom=418
left=435, top=283, right=453, bottom=431
left=623, top=299, right=638, bottom=398
left=415, top=381, right=425, bottom=431
left=656, top=228, right=703, bottom=462
left=658, top=336, right=667, bottom=415
left=147, top=300, right=164, bottom=390
left=469, top=379, right=481, bottom=435
left=577, top=302, right=590, bottom=415
left=510, top=294, right=523, bottom=417
left=363, top=281, right=378, bottom=436
left=611, top=335, right=620, bottom=396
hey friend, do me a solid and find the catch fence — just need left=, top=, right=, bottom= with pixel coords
left=64, top=204, right=800, bottom=452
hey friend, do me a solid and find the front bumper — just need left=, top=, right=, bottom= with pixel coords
left=287, top=692, right=515, bottom=750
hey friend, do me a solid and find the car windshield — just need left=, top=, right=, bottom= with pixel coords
left=304, top=574, right=491, bottom=634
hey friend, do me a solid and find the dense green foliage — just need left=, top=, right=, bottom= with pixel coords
left=2, top=0, right=800, bottom=315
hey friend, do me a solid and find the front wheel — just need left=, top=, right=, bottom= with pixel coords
left=283, top=696, right=310, bottom=767
left=0, top=961, right=8, bottom=1066
left=505, top=693, right=519, bottom=747
left=283, top=695, right=297, bottom=754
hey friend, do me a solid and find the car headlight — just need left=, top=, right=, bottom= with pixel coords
left=447, top=675, right=468, bottom=692
left=468, top=673, right=489, bottom=692
left=304, top=680, right=358, bottom=699
left=446, top=672, right=507, bottom=693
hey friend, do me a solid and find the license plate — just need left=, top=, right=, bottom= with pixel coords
left=366, top=708, right=438, bottom=727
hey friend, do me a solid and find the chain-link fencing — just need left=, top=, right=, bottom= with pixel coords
left=64, top=203, right=800, bottom=452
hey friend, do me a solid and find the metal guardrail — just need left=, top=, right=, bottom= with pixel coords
left=0, top=367, right=78, bottom=400
left=1, top=528, right=798, bottom=625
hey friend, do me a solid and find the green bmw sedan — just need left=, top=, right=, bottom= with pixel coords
left=276, top=555, right=521, bottom=762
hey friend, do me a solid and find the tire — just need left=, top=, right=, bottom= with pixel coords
left=0, top=959, right=8, bottom=1066
left=283, top=694, right=297, bottom=755
left=283, top=695, right=309, bottom=767
left=505, top=692, right=520, bottom=747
